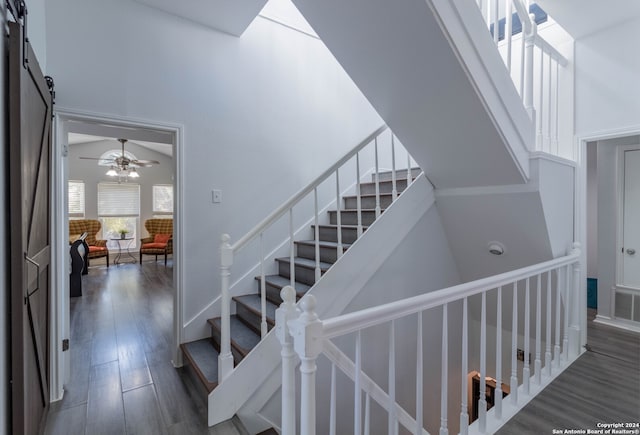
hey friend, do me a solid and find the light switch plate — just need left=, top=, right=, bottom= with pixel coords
left=212, top=189, right=222, bottom=203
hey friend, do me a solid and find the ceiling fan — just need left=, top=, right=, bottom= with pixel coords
left=79, top=138, right=159, bottom=178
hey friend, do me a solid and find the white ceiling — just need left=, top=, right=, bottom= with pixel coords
left=68, top=133, right=173, bottom=157
left=536, top=0, right=640, bottom=38
left=133, top=0, right=268, bottom=36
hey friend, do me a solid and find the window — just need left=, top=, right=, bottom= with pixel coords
left=98, top=183, right=140, bottom=249
left=68, top=180, right=85, bottom=218
left=153, top=184, right=173, bottom=218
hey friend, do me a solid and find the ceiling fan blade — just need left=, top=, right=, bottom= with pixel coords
left=79, top=156, right=110, bottom=161
left=133, top=159, right=160, bottom=165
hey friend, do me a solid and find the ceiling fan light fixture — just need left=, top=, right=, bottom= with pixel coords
left=128, top=168, right=140, bottom=178
left=106, top=166, right=118, bottom=177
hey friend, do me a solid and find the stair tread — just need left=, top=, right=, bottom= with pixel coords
left=209, top=316, right=261, bottom=356
left=275, top=256, right=332, bottom=270
left=233, top=294, right=278, bottom=323
left=295, top=240, right=351, bottom=250
left=180, top=339, right=219, bottom=392
left=313, top=223, right=367, bottom=229
left=256, top=274, right=311, bottom=296
left=343, top=192, right=395, bottom=198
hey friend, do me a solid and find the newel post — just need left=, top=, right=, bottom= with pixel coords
left=523, top=14, right=537, bottom=122
left=276, top=286, right=300, bottom=435
left=568, top=242, right=582, bottom=357
left=288, top=295, right=323, bottom=435
left=219, top=234, right=234, bottom=381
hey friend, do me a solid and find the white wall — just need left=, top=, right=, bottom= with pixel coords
left=586, top=142, right=597, bottom=277
left=68, top=139, right=174, bottom=246
left=45, top=0, right=381, bottom=326
left=575, top=17, right=640, bottom=137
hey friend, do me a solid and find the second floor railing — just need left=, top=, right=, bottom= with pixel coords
left=277, top=244, right=583, bottom=435
left=479, top=0, right=569, bottom=156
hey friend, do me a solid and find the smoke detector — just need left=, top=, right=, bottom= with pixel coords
left=488, top=241, right=505, bottom=256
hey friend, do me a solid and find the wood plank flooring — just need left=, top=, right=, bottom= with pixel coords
left=497, top=309, right=640, bottom=434
left=45, top=261, right=246, bottom=435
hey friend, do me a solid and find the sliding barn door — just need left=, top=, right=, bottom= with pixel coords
left=8, top=19, right=54, bottom=435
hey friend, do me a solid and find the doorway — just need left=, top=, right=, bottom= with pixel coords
left=51, top=110, right=185, bottom=400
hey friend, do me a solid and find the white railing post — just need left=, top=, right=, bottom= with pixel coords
left=569, top=243, right=582, bottom=357
left=415, top=311, right=424, bottom=435
left=356, top=152, right=363, bottom=238
left=336, top=170, right=343, bottom=260
left=460, top=298, right=469, bottom=435
left=314, top=188, right=321, bottom=282
left=495, top=287, right=503, bottom=419
left=523, top=16, right=537, bottom=122
left=479, top=292, right=487, bottom=433
left=389, top=320, right=398, bottom=435
left=289, top=295, right=323, bottom=435
left=523, top=277, right=531, bottom=395
left=554, top=267, right=562, bottom=367
left=276, top=286, right=299, bottom=435
left=260, top=233, right=267, bottom=338
left=545, top=271, right=552, bottom=376
left=440, top=304, right=449, bottom=435
left=289, top=209, right=295, bottom=287
left=219, top=234, right=235, bottom=381
left=374, top=137, right=381, bottom=219
left=562, top=265, right=570, bottom=361
left=535, top=274, right=542, bottom=384
left=391, top=135, right=398, bottom=201
left=510, top=282, right=519, bottom=405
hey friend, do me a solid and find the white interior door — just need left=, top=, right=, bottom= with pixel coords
left=622, top=148, right=640, bottom=288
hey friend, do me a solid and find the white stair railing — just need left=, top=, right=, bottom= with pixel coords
left=278, top=244, right=582, bottom=435
left=219, top=125, right=418, bottom=382
left=479, top=0, right=568, bottom=155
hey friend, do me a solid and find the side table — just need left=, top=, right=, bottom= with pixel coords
left=111, top=237, right=137, bottom=265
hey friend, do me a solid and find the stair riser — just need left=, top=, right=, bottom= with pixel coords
left=296, top=243, right=340, bottom=263
left=374, top=168, right=420, bottom=182
left=255, top=278, right=308, bottom=304
left=235, top=303, right=264, bottom=336
left=329, top=210, right=377, bottom=226
left=314, top=225, right=360, bottom=244
left=209, top=324, right=244, bottom=365
left=277, top=261, right=317, bottom=286
left=344, top=195, right=393, bottom=209
left=360, top=179, right=408, bottom=195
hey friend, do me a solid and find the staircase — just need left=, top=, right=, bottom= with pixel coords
left=180, top=167, right=420, bottom=395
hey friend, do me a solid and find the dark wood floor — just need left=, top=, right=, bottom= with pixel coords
left=45, top=261, right=244, bottom=435
left=497, top=309, right=640, bottom=434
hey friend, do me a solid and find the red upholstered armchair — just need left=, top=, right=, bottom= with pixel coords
left=69, top=219, right=109, bottom=268
left=140, top=219, right=173, bottom=265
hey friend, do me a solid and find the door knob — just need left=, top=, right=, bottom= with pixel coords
left=627, top=248, right=636, bottom=255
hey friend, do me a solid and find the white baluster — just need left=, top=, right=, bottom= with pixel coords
left=260, top=233, right=267, bottom=338
left=289, top=295, right=322, bottom=435
left=219, top=234, right=234, bottom=381
left=571, top=243, right=585, bottom=352
left=510, top=281, right=519, bottom=405
left=330, top=363, right=336, bottom=435
left=460, top=298, right=469, bottom=435
left=356, top=152, right=363, bottom=238
left=440, top=304, right=449, bottom=435
left=519, top=32, right=525, bottom=98
left=364, top=393, right=370, bottom=435
left=535, top=273, right=542, bottom=384
left=523, top=277, right=531, bottom=395
left=407, top=151, right=412, bottom=185
left=545, top=271, right=552, bottom=376
left=523, top=18, right=537, bottom=121
left=374, top=137, right=381, bottom=219
left=276, top=286, right=299, bottom=435
left=335, top=170, right=343, bottom=260
left=547, top=51, right=552, bottom=151
left=389, top=320, right=397, bottom=435
left=479, top=292, right=487, bottom=433
left=495, top=287, right=503, bottom=419
left=492, top=0, right=499, bottom=44
left=505, top=0, right=513, bottom=72
left=355, top=330, right=362, bottom=435
left=391, top=134, right=398, bottom=201
left=555, top=268, right=562, bottom=367
left=289, top=209, right=295, bottom=288
left=485, top=0, right=492, bottom=30
left=537, top=45, right=545, bottom=151
left=563, top=265, right=570, bottom=361
left=416, top=311, right=424, bottom=435
left=314, top=188, right=321, bottom=282
left=554, top=61, right=560, bottom=154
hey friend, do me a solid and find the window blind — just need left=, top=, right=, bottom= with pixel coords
left=97, top=183, right=140, bottom=217
left=68, top=180, right=85, bottom=217
left=153, top=184, right=173, bottom=214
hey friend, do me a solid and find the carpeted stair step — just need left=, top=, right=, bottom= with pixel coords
left=312, top=224, right=364, bottom=244
left=254, top=274, right=310, bottom=304
left=208, top=316, right=261, bottom=364
left=180, top=338, right=219, bottom=393
left=275, top=256, right=332, bottom=286
left=374, top=167, right=421, bottom=182
left=359, top=178, right=409, bottom=195
left=233, top=294, right=278, bottom=333
left=295, top=240, right=350, bottom=264
left=343, top=193, right=395, bottom=210
left=329, top=209, right=380, bottom=226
